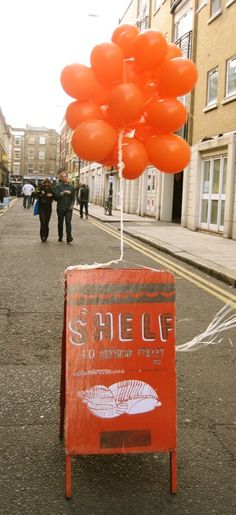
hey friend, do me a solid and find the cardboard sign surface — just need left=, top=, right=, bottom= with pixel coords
left=65, top=268, right=176, bottom=456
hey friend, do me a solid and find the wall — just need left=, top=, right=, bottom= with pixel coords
left=192, top=0, right=236, bottom=144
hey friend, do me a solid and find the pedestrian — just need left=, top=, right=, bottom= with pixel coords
left=79, top=183, right=89, bottom=219
left=34, top=178, right=54, bottom=243
left=54, top=171, right=75, bottom=244
left=22, top=182, right=35, bottom=209
left=75, top=183, right=80, bottom=205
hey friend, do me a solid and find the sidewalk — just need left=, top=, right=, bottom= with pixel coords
left=78, top=203, right=236, bottom=287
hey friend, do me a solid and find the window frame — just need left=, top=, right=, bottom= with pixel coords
left=28, top=163, right=34, bottom=174
left=14, top=149, right=21, bottom=160
left=225, top=55, right=236, bottom=98
left=210, top=0, right=221, bottom=16
left=206, top=67, right=219, bottom=106
left=28, top=149, right=34, bottom=160
left=38, top=150, right=45, bottom=160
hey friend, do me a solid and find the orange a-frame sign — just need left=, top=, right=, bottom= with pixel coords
left=60, top=268, right=176, bottom=498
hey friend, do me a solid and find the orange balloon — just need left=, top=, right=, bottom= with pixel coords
left=98, top=150, right=116, bottom=167
left=90, top=42, right=124, bottom=85
left=100, top=106, right=117, bottom=128
left=145, top=134, right=191, bottom=173
left=134, top=121, right=156, bottom=141
left=66, top=100, right=102, bottom=130
left=159, top=58, right=198, bottom=97
left=134, top=30, right=168, bottom=71
left=72, top=120, right=117, bottom=162
left=113, top=137, right=149, bottom=179
left=92, top=82, right=110, bottom=105
left=112, top=24, right=140, bottom=58
left=166, top=44, right=182, bottom=60
left=107, top=83, right=144, bottom=127
left=60, top=64, right=96, bottom=101
left=145, top=97, right=187, bottom=133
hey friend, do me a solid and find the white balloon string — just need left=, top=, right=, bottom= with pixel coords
left=176, top=304, right=236, bottom=352
left=118, top=130, right=125, bottom=261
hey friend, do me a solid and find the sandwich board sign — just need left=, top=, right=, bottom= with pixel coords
left=60, top=268, right=176, bottom=498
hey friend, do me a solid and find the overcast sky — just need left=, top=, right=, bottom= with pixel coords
left=0, top=0, right=130, bottom=132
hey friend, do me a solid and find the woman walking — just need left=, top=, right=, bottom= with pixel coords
left=34, top=178, right=54, bottom=242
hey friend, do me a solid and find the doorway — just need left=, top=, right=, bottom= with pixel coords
left=172, top=172, right=183, bottom=223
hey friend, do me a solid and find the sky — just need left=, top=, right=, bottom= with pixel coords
left=0, top=0, right=131, bottom=132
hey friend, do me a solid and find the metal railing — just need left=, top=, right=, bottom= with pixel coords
left=174, top=31, right=192, bottom=59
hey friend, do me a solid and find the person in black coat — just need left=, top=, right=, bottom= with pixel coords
left=34, top=178, right=54, bottom=242
left=79, top=183, right=89, bottom=219
left=54, top=172, right=75, bottom=243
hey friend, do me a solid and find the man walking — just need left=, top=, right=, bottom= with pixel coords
left=79, top=183, right=89, bottom=219
left=54, top=172, right=75, bottom=244
left=22, top=182, right=35, bottom=209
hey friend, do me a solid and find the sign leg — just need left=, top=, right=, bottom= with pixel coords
left=59, top=281, right=67, bottom=438
left=65, top=455, right=72, bottom=499
left=170, top=451, right=177, bottom=494
left=59, top=331, right=66, bottom=438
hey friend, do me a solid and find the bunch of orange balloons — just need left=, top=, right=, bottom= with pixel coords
left=60, top=24, right=198, bottom=180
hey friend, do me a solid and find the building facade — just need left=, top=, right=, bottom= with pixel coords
left=10, top=128, right=25, bottom=183
left=0, top=108, right=11, bottom=185
left=23, top=125, right=60, bottom=182
left=183, top=0, right=236, bottom=238
left=9, top=125, right=60, bottom=186
left=60, top=0, right=236, bottom=239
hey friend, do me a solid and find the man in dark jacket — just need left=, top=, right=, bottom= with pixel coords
left=54, top=172, right=75, bottom=243
left=79, top=183, right=89, bottom=219
left=34, top=178, right=54, bottom=242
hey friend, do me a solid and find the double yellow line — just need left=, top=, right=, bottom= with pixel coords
left=84, top=216, right=236, bottom=309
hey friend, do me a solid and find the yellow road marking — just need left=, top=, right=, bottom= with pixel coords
left=82, top=216, right=236, bottom=309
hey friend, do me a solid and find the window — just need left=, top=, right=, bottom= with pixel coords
left=14, top=149, right=21, bottom=160
left=145, top=167, right=157, bottom=214
left=28, top=136, right=35, bottom=144
left=207, top=68, right=219, bottom=105
left=13, top=163, right=20, bottom=174
left=39, top=163, right=45, bottom=172
left=225, top=56, right=236, bottom=97
left=137, top=0, right=149, bottom=29
left=28, top=149, right=34, bottom=160
left=28, top=164, right=34, bottom=173
left=39, top=150, right=45, bottom=160
left=14, top=137, right=21, bottom=146
left=174, top=9, right=193, bottom=40
left=138, top=0, right=147, bottom=16
left=154, top=0, right=162, bottom=11
left=49, top=160, right=55, bottom=172
left=39, top=136, right=46, bottom=145
left=210, top=0, right=221, bottom=16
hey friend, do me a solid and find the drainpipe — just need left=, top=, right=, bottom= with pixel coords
left=187, top=0, right=198, bottom=146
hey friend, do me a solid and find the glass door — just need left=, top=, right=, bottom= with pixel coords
left=144, top=167, right=157, bottom=216
left=199, top=156, right=227, bottom=232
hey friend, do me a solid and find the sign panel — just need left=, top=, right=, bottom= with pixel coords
left=64, top=268, right=176, bottom=457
